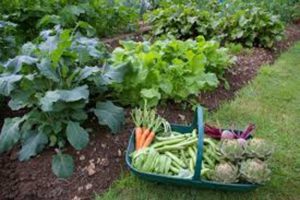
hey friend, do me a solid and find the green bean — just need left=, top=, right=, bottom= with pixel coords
left=142, top=149, right=159, bottom=172
left=152, top=137, right=186, bottom=148
left=201, top=168, right=211, bottom=176
left=164, top=157, right=172, bottom=174
left=204, top=138, right=218, bottom=150
left=172, top=159, right=183, bottom=169
left=189, top=158, right=194, bottom=172
left=165, top=151, right=186, bottom=168
left=158, top=155, right=166, bottom=173
left=170, top=165, right=180, bottom=174
left=206, top=147, right=220, bottom=162
left=188, top=147, right=196, bottom=165
left=192, top=129, right=197, bottom=137
left=155, top=134, right=186, bottom=141
left=180, top=149, right=188, bottom=165
left=156, top=138, right=198, bottom=152
left=203, top=154, right=215, bottom=168
left=192, top=145, right=197, bottom=153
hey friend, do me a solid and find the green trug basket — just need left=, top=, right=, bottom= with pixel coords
left=125, top=106, right=258, bottom=191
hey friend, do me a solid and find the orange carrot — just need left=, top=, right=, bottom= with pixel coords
left=135, top=127, right=143, bottom=150
left=140, top=128, right=150, bottom=148
left=142, top=131, right=155, bottom=148
left=131, top=108, right=144, bottom=150
left=142, top=117, right=163, bottom=148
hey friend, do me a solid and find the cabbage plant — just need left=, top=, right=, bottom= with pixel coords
left=0, top=26, right=126, bottom=178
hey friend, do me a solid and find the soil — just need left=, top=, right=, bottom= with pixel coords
left=198, top=23, right=300, bottom=110
left=0, top=22, right=300, bottom=200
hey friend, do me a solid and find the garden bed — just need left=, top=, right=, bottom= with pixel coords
left=0, top=22, right=300, bottom=200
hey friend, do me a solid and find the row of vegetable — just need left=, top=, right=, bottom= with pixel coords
left=110, top=37, right=233, bottom=106
left=1, top=0, right=300, bottom=61
left=0, top=22, right=233, bottom=177
left=130, top=107, right=274, bottom=184
left=0, top=0, right=294, bottom=179
left=146, top=1, right=285, bottom=48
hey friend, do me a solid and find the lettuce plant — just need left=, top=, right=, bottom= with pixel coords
left=110, top=36, right=232, bottom=106
left=0, top=26, right=125, bottom=178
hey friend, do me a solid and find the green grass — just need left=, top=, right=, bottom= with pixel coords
left=96, top=42, right=300, bottom=200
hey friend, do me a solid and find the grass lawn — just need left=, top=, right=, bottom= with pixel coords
left=96, top=42, right=300, bottom=200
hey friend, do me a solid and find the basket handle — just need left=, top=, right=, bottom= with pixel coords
left=192, top=106, right=204, bottom=180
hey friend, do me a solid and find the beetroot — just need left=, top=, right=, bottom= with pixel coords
left=221, top=130, right=236, bottom=139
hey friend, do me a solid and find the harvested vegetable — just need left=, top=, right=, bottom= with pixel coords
left=211, top=162, right=239, bottom=183
left=131, top=129, right=198, bottom=178
left=131, top=105, right=166, bottom=150
left=139, top=109, right=156, bottom=149
left=130, top=111, right=274, bottom=185
left=142, top=117, right=162, bottom=148
left=221, top=130, right=236, bottom=139
left=239, top=159, right=271, bottom=184
left=205, top=123, right=255, bottom=139
left=131, top=108, right=144, bottom=150
left=245, top=138, right=274, bottom=160
left=201, top=137, right=220, bottom=179
left=220, top=139, right=244, bottom=162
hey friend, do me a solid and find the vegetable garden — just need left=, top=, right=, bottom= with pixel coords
left=0, top=0, right=300, bottom=199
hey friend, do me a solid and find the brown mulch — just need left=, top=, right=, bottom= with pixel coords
left=0, top=22, right=300, bottom=200
left=198, top=23, right=300, bottom=110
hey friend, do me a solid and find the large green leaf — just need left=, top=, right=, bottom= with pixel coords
left=0, top=74, right=22, bottom=96
left=76, top=21, right=96, bottom=37
left=0, top=117, right=24, bottom=153
left=66, top=121, right=89, bottom=150
left=50, top=29, right=72, bottom=63
left=36, top=58, right=59, bottom=82
left=102, top=63, right=127, bottom=84
left=93, top=101, right=124, bottom=134
left=75, top=66, right=101, bottom=82
left=71, top=36, right=106, bottom=63
left=40, top=85, right=89, bottom=111
left=4, top=55, right=38, bottom=73
left=141, top=88, right=161, bottom=107
left=39, top=29, right=59, bottom=52
left=18, top=131, right=48, bottom=161
left=52, top=153, right=74, bottom=178
left=8, top=90, right=32, bottom=110
left=37, top=15, right=61, bottom=28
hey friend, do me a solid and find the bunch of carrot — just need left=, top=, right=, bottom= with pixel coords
left=131, top=106, right=163, bottom=151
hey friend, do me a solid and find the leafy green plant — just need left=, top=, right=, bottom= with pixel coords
left=240, top=0, right=300, bottom=23
left=0, top=0, right=140, bottom=43
left=109, top=36, right=233, bottom=106
left=0, top=26, right=125, bottom=178
left=146, top=3, right=284, bottom=48
left=0, top=0, right=65, bottom=42
left=146, top=5, right=213, bottom=40
left=0, top=19, right=19, bottom=61
left=215, top=2, right=285, bottom=48
left=37, top=0, right=139, bottom=37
